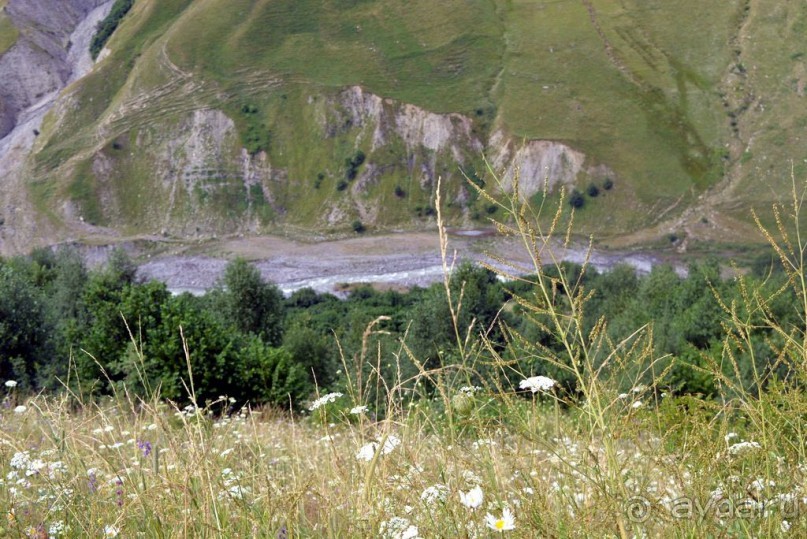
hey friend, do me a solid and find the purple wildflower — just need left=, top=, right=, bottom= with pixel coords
left=115, top=478, right=123, bottom=507
left=137, top=440, right=152, bottom=458
left=88, top=471, right=98, bottom=493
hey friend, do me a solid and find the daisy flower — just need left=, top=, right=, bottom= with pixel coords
left=460, top=485, right=484, bottom=509
left=485, top=508, right=515, bottom=532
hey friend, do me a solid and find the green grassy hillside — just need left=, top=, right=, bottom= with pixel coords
left=23, top=0, right=807, bottom=246
left=0, top=2, right=19, bottom=55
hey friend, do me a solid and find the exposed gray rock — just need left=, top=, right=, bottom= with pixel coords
left=0, top=0, right=108, bottom=138
left=0, top=0, right=112, bottom=255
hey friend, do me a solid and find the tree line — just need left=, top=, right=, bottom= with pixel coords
left=0, top=246, right=793, bottom=409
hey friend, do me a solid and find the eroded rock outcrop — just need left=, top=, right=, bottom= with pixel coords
left=0, top=0, right=108, bottom=139
left=488, top=130, right=586, bottom=199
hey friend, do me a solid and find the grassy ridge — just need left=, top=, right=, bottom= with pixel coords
left=166, top=0, right=503, bottom=114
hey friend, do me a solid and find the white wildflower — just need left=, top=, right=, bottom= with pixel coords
left=380, top=517, right=417, bottom=539
left=728, top=441, right=761, bottom=455
left=485, top=507, right=516, bottom=532
left=462, top=470, right=483, bottom=485
left=308, top=392, right=343, bottom=411
left=10, top=451, right=30, bottom=470
left=519, top=376, right=556, bottom=393
left=48, top=520, right=66, bottom=537
left=350, top=405, right=368, bottom=415
left=421, top=484, right=449, bottom=504
left=25, top=459, right=46, bottom=476
left=356, top=442, right=378, bottom=462
left=401, top=525, right=420, bottom=539
left=473, top=439, right=497, bottom=450
left=380, top=434, right=401, bottom=455
left=13, top=405, right=26, bottom=414
left=4, top=380, right=17, bottom=388
left=460, top=485, right=484, bottom=509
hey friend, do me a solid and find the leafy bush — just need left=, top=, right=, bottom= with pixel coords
left=0, top=265, right=52, bottom=389
left=344, top=150, right=366, bottom=180
left=215, top=258, right=284, bottom=346
left=239, top=103, right=270, bottom=155
left=414, top=206, right=436, bottom=217
left=568, top=189, right=585, bottom=208
left=587, top=183, right=600, bottom=197
left=352, top=220, right=365, bottom=233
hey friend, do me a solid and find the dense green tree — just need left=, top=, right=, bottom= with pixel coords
left=408, top=263, right=505, bottom=370
left=216, top=259, right=284, bottom=345
left=0, top=265, right=52, bottom=389
left=78, top=279, right=170, bottom=394
left=283, top=322, right=337, bottom=388
left=137, top=294, right=310, bottom=406
left=141, top=293, right=240, bottom=403
left=38, top=248, right=90, bottom=387
left=238, top=337, right=310, bottom=406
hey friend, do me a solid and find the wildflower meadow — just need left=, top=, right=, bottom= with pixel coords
left=3, top=176, right=807, bottom=537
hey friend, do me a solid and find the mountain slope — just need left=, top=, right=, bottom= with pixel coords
left=1, top=0, right=806, bottom=254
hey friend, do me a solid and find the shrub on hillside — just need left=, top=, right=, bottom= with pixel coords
left=89, top=0, right=135, bottom=59
left=569, top=189, right=585, bottom=208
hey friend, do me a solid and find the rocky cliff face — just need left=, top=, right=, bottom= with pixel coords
left=0, top=0, right=112, bottom=255
left=0, top=0, right=108, bottom=139
left=0, top=1, right=612, bottom=253
left=71, top=84, right=598, bottom=238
